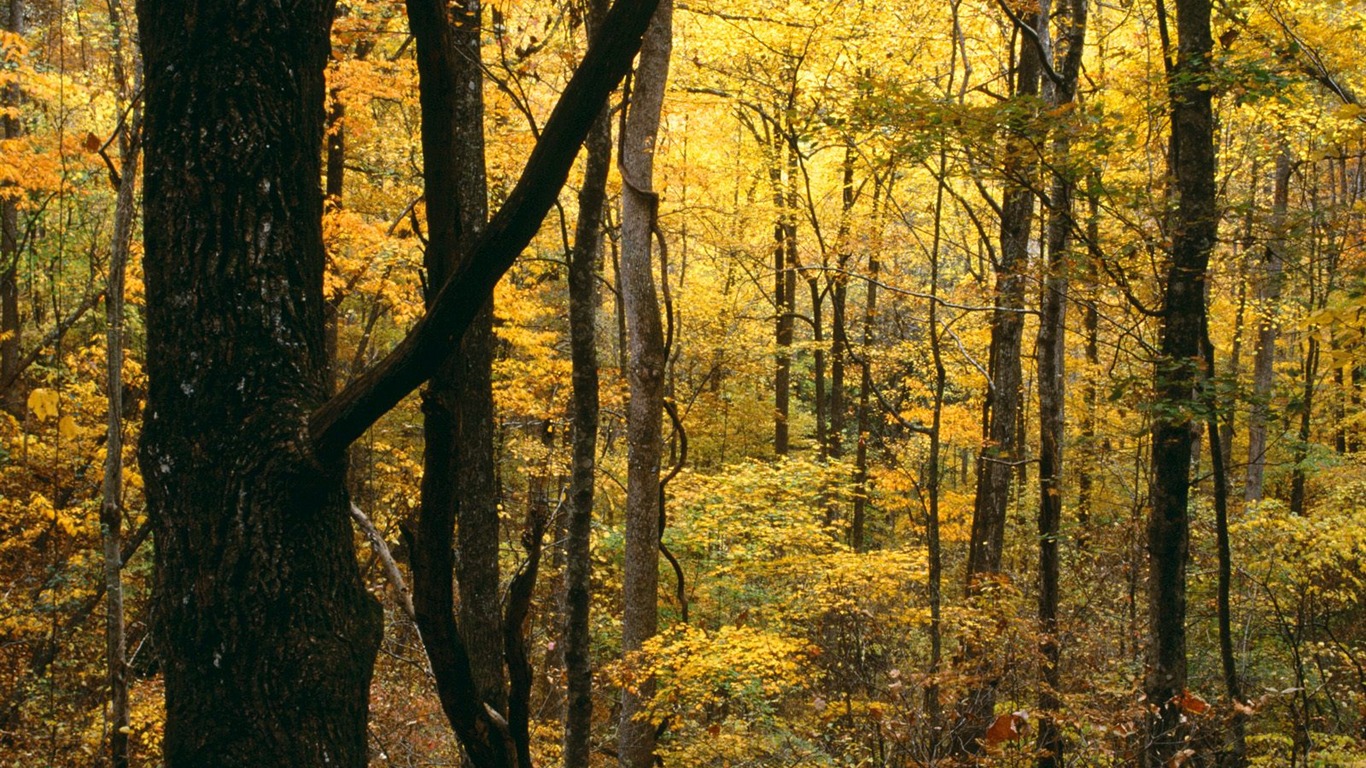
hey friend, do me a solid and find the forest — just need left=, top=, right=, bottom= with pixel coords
left=0, top=0, right=1364, bottom=764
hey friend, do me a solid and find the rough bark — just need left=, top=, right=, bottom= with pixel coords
left=1246, top=148, right=1290, bottom=502
left=851, top=246, right=877, bottom=552
left=137, top=0, right=384, bottom=763
left=617, top=3, right=671, bottom=765
left=771, top=132, right=793, bottom=457
left=1145, top=0, right=1217, bottom=759
left=563, top=3, right=612, bottom=764
left=958, top=7, right=1042, bottom=753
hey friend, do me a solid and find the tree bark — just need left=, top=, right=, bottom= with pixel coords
left=771, top=131, right=793, bottom=457
left=1246, top=148, right=1290, bottom=502
left=404, top=0, right=522, bottom=762
left=617, top=3, right=671, bottom=765
left=563, top=3, right=612, bottom=764
left=1145, top=0, right=1217, bottom=759
left=101, top=3, right=140, bottom=764
left=1035, top=2, right=1086, bottom=764
left=137, top=0, right=384, bottom=763
left=0, top=0, right=24, bottom=418
left=958, top=7, right=1042, bottom=753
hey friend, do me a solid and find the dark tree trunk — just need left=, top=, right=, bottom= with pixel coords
left=1145, top=0, right=1217, bottom=759
left=404, top=0, right=519, bottom=762
left=1246, top=149, right=1290, bottom=502
left=772, top=133, right=793, bottom=457
left=959, top=9, right=1042, bottom=754
left=563, top=3, right=612, bottom=764
left=1036, top=1, right=1086, bottom=763
left=0, top=0, right=23, bottom=418
left=137, top=0, right=384, bottom=763
left=851, top=245, right=878, bottom=552
left=810, top=277, right=827, bottom=457
left=617, top=3, right=671, bottom=765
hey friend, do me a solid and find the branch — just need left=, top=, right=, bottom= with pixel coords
left=349, top=503, right=415, bottom=622
left=309, top=0, right=662, bottom=460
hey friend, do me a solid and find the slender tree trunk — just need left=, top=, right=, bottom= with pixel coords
left=1077, top=174, right=1101, bottom=540
left=1202, top=330, right=1247, bottom=766
left=405, top=0, right=518, bottom=762
left=1289, top=337, right=1316, bottom=516
left=1145, top=0, right=1217, bottom=759
left=851, top=243, right=878, bottom=552
left=101, top=4, right=139, bottom=764
left=829, top=144, right=854, bottom=460
left=811, top=277, right=827, bottom=457
left=959, top=8, right=1042, bottom=753
left=1246, top=149, right=1290, bottom=502
left=138, top=0, right=384, bottom=762
left=771, top=133, right=793, bottom=457
left=0, top=0, right=23, bottom=418
left=1036, top=2, right=1086, bottom=763
left=617, top=4, right=671, bottom=765
left=925, top=144, right=949, bottom=738
left=563, top=3, right=612, bottom=763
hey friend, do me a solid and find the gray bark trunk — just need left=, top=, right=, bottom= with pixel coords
left=617, top=3, right=671, bottom=766
left=1246, top=148, right=1291, bottom=502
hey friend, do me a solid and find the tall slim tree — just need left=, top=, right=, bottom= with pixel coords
left=0, top=0, right=24, bottom=418
left=1036, top=0, right=1087, bottom=763
left=563, top=0, right=613, bottom=763
left=958, top=5, right=1043, bottom=753
left=1145, top=0, right=1217, bottom=759
left=617, top=2, right=672, bottom=765
left=1246, top=148, right=1291, bottom=502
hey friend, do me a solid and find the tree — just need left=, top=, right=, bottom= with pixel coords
left=136, top=0, right=661, bottom=762
left=617, top=2, right=672, bottom=765
left=1145, top=0, right=1217, bottom=760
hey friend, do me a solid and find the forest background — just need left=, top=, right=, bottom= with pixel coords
left=0, top=0, right=1364, bottom=765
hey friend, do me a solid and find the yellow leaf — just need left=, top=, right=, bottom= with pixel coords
left=27, top=387, right=58, bottom=420
left=58, top=414, right=79, bottom=441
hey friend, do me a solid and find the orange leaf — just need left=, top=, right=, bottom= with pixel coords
left=986, top=711, right=1028, bottom=745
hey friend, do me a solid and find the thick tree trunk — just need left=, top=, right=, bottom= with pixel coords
left=101, top=4, right=139, bottom=764
left=137, top=0, right=384, bottom=763
left=1246, top=149, right=1290, bottom=502
left=959, top=9, right=1042, bottom=753
left=617, top=3, right=671, bottom=766
left=563, top=5, right=612, bottom=764
left=1145, top=0, right=1217, bottom=759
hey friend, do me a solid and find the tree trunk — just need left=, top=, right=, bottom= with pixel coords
left=959, top=8, right=1042, bottom=753
left=1145, top=0, right=1217, bottom=759
left=851, top=244, right=878, bottom=552
left=137, top=0, right=384, bottom=763
left=563, top=3, right=612, bottom=763
left=101, top=3, right=139, bottom=764
left=0, top=0, right=23, bottom=418
left=405, top=0, right=519, bottom=762
left=810, top=277, right=827, bottom=457
left=772, top=133, right=793, bottom=457
left=617, top=3, right=671, bottom=766
left=1246, top=148, right=1290, bottom=502
left=1036, top=1, right=1086, bottom=763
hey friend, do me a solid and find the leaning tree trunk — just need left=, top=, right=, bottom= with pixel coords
left=137, top=0, right=384, bottom=764
left=1145, top=0, right=1217, bottom=759
left=617, top=3, right=672, bottom=765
